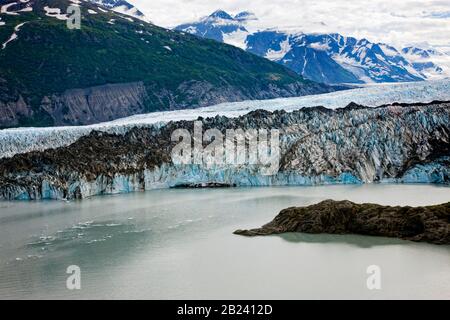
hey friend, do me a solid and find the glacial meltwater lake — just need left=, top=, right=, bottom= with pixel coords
left=0, top=185, right=449, bottom=299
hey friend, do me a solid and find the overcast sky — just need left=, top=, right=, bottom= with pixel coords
left=129, top=0, right=450, bottom=48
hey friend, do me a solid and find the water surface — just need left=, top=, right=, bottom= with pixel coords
left=0, top=185, right=449, bottom=299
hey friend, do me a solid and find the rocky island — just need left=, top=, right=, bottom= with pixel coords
left=234, top=200, right=450, bottom=245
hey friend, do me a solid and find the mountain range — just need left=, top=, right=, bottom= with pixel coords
left=176, top=10, right=450, bottom=84
left=0, top=0, right=334, bottom=128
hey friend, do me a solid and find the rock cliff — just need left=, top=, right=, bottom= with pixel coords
left=234, top=200, right=450, bottom=245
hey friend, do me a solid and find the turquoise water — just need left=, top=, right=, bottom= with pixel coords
left=0, top=185, right=449, bottom=299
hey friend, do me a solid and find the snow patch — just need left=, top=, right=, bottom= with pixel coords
left=121, top=16, right=134, bottom=22
left=18, top=6, right=32, bottom=13
left=1, top=22, right=26, bottom=50
left=182, top=26, right=197, bottom=34
left=309, top=42, right=330, bottom=51
left=265, top=38, right=291, bottom=61
left=1, top=2, right=19, bottom=15
left=43, top=6, right=68, bottom=20
left=222, top=29, right=248, bottom=50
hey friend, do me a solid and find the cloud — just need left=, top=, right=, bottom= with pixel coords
left=129, top=0, right=450, bottom=48
left=424, top=11, right=450, bottom=18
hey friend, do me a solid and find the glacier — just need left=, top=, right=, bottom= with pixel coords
left=0, top=99, right=449, bottom=200
left=1, top=79, right=450, bottom=160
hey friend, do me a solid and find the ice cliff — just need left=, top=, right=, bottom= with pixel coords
left=0, top=101, right=448, bottom=200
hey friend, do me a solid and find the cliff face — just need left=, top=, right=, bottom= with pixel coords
left=234, top=200, right=450, bottom=245
left=41, top=82, right=149, bottom=126
left=0, top=80, right=333, bottom=127
left=0, top=96, right=34, bottom=128
left=148, top=80, right=332, bottom=112
left=0, top=101, right=449, bottom=200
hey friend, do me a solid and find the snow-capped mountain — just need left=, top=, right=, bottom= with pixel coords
left=176, top=10, right=252, bottom=49
left=88, top=0, right=150, bottom=22
left=402, top=46, right=450, bottom=80
left=176, top=10, right=450, bottom=84
left=245, top=31, right=427, bottom=84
